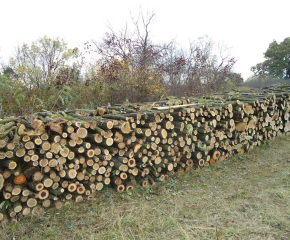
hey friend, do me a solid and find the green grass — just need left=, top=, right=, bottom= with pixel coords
left=1, top=136, right=290, bottom=239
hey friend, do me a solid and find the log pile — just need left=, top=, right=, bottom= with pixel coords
left=1, top=84, right=290, bottom=222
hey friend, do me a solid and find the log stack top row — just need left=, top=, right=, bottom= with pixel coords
left=1, top=84, right=290, bottom=222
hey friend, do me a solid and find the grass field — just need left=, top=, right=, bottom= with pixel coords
left=1, top=136, right=290, bottom=240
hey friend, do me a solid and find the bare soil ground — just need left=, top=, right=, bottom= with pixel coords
left=1, top=136, right=290, bottom=240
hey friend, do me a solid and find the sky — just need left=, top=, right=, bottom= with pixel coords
left=0, top=0, right=289, bottom=80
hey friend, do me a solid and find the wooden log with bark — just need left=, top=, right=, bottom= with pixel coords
left=1, top=84, right=290, bottom=222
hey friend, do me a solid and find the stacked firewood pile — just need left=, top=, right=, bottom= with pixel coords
left=1, top=85, right=290, bottom=222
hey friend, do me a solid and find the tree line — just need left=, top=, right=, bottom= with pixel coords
left=245, top=37, right=290, bottom=88
left=0, top=13, right=244, bottom=117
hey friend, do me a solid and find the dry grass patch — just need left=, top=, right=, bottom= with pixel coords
left=1, top=137, right=290, bottom=239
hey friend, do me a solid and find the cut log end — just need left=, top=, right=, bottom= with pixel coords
left=77, top=127, right=88, bottom=139
left=121, top=122, right=131, bottom=134
left=0, top=174, right=4, bottom=191
left=116, top=184, right=125, bottom=192
left=14, top=175, right=26, bottom=185
left=126, top=185, right=134, bottom=191
left=128, top=158, right=136, bottom=168
left=38, top=189, right=49, bottom=200
left=212, top=150, right=221, bottom=160
left=141, top=181, right=148, bottom=188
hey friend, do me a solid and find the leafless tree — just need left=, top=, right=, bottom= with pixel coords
left=91, top=11, right=172, bottom=102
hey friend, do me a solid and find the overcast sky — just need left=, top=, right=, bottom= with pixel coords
left=0, top=0, right=289, bottom=80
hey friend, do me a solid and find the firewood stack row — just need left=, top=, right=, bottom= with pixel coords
left=0, top=84, right=290, bottom=222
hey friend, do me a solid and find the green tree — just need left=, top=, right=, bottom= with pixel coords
left=0, top=36, right=82, bottom=116
left=251, top=37, right=290, bottom=79
left=9, top=35, right=81, bottom=87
